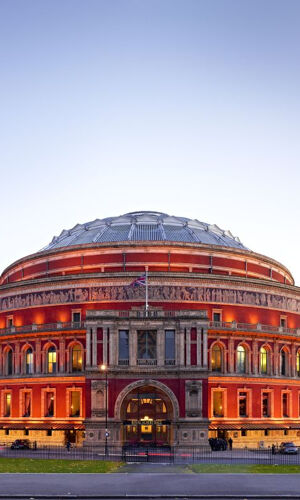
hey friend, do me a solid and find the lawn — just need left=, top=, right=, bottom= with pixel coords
left=190, top=463, right=300, bottom=474
left=0, top=457, right=121, bottom=473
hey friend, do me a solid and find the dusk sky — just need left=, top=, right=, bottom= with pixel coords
left=0, top=0, right=299, bottom=283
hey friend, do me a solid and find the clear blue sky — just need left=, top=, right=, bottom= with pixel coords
left=0, top=0, right=299, bottom=283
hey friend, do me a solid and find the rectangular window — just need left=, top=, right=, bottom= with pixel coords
left=213, top=391, right=224, bottom=417
left=6, top=316, right=13, bottom=328
left=45, top=392, right=55, bottom=417
left=282, top=393, right=289, bottom=417
left=72, top=311, right=81, bottom=324
left=238, top=392, right=248, bottom=417
left=118, top=330, right=129, bottom=363
left=4, top=393, right=11, bottom=417
left=23, top=392, right=31, bottom=417
left=213, top=311, right=222, bottom=322
left=165, top=330, right=175, bottom=362
left=280, top=316, right=287, bottom=328
left=241, top=429, right=247, bottom=437
left=70, top=391, right=80, bottom=417
left=138, top=331, right=156, bottom=360
left=262, top=392, right=270, bottom=417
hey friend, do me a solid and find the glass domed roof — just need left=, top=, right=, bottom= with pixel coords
left=42, top=211, right=247, bottom=251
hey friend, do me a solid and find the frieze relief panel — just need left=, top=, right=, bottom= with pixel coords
left=0, top=284, right=299, bottom=313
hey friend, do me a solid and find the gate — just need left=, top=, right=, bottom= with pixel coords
left=122, top=445, right=174, bottom=463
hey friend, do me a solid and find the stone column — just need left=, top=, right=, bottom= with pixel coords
left=291, top=343, right=296, bottom=377
left=35, top=339, right=42, bottom=374
left=109, top=327, right=117, bottom=366
left=129, top=330, right=137, bottom=366
left=59, top=338, right=65, bottom=373
left=92, top=327, right=98, bottom=367
left=197, top=328, right=202, bottom=367
left=274, top=341, right=279, bottom=376
left=186, top=329, right=191, bottom=366
left=86, top=328, right=91, bottom=367
left=252, top=340, right=258, bottom=375
left=179, top=328, right=185, bottom=366
left=228, top=338, right=234, bottom=373
left=202, top=328, right=208, bottom=368
left=157, top=329, right=164, bottom=366
left=15, top=342, right=20, bottom=375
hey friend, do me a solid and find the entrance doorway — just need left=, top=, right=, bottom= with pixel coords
left=121, top=386, right=173, bottom=446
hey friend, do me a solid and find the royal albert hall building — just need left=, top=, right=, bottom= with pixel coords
left=0, top=211, right=299, bottom=449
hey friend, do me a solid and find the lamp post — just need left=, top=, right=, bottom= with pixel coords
left=100, top=364, right=109, bottom=457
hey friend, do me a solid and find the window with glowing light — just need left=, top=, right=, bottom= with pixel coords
left=47, top=347, right=57, bottom=373
left=25, top=348, right=34, bottom=375
left=297, top=351, right=300, bottom=377
left=238, top=392, right=248, bottom=417
left=71, top=345, right=83, bottom=372
left=260, top=347, right=268, bottom=374
left=4, top=393, right=11, bottom=417
left=211, top=344, right=222, bottom=372
left=213, top=391, right=224, bottom=417
left=22, top=392, right=31, bottom=417
left=237, top=345, right=246, bottom=373
left=70, top=391, right=80, bottom=417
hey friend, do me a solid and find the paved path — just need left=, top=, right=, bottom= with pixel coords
left=0, top=472, right=299, bottom=498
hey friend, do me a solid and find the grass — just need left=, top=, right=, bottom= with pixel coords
left=0, top=457, right=122, bottom=473
left=189, top=463, right=300, bottom=474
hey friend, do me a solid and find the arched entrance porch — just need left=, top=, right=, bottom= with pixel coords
left=117, top=382, right=177, bottom=446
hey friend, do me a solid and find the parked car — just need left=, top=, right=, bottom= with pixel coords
left=10, top=439, right=30, bottom=450
left=279, top=442, right=298, bottom=455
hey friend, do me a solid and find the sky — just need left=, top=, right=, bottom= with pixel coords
left=0, top=0, right=299, bottom=284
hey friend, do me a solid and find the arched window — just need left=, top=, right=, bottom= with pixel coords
left=25, top=347, right=34, bottom=374
left=297, top=351, right=300, bottom=377
left=237, top=345, right=246, bottom=373
left=47, top=347, right=57, bottom=374
left=6, top=349, right=13, bottom=375
left=281, top=349, right=288, bottom=376
left=260, top=347, right=268, bottom=375
left=71, top=344, right=83, bottom=372
left=211, top=344, right=222, bottom=372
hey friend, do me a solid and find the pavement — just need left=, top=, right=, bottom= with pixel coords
left=0, top=470, right=300, bottom=498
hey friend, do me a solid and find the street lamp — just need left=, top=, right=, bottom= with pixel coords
left=100, top=364, right=109, bottom=457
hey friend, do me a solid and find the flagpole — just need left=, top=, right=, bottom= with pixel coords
left=145, top=269, right=148, bottom=317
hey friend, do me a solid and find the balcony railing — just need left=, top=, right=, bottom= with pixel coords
left=137, top=359, right=157, bottom=366
left=209, top=321, right=300, bottom=336
left=0, top=321, right=86, bottom=336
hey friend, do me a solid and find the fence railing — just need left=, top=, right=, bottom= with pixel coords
left=2, top=443, right=300, bottom=464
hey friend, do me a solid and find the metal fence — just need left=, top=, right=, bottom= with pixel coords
left=2, top=443, right=300, bottom=464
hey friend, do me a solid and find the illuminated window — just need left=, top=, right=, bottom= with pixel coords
left=238, top=392, right=247, bottom=417
left=23, top=392, right=31, bottom=417
left=45, top=392, right=55, bottom=417
left=297, top=352, right=300, bottom=377
left=71, top=345, right=83, bottom=372
left=262, top=392, right=270, bottom=417
left=47, top=347, right=57, bottom=373
left=4, top=393, right=11, bottom=417
left=260, top=347, right=268, bottom=374
left=213, top=391, right=224, bottom=417
left=211, top=344, right=222, bottom=372
left=237, top=345, right=246, bottom=373
left=70, top=391, right=80, bottom=417
left=25, top=348, right=34, bottom=375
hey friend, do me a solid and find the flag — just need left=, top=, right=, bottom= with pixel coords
left=130, top=273, right=146, bottom=287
